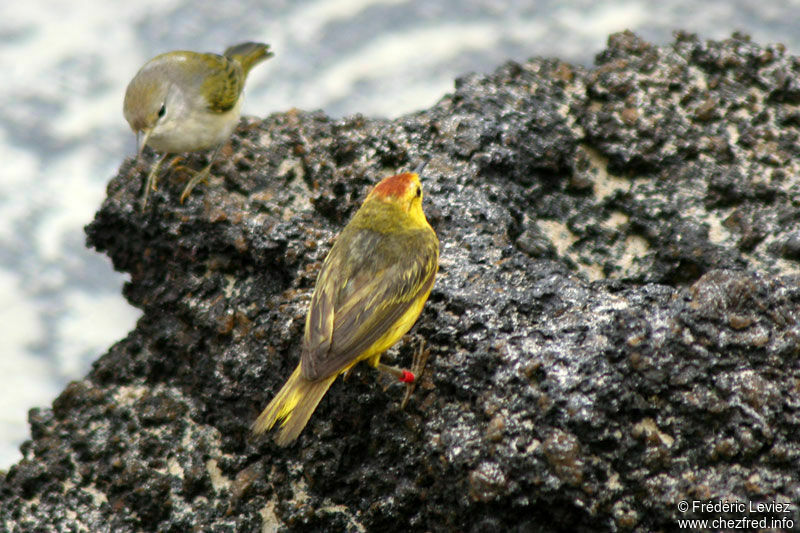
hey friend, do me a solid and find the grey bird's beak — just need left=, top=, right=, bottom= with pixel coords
left=136, top=129, right=152, bottom=156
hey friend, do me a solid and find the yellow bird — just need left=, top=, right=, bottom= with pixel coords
left=253, top=168, right=439, bottom=445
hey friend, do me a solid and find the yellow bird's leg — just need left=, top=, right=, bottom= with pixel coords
left=401, top=339, right=429, bottom=409
left=374, top=339, right=429, bottom=409
left=141, top=153, right=170, bottom=211
left=375, top=361, right=414, bottom=382
left=179, top=145, right=223, bottom=203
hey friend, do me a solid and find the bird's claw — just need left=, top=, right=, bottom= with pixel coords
left=401, top=339, right=429, bottom=409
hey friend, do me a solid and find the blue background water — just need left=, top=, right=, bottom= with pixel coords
left=1, top=0, right=798, bottom=468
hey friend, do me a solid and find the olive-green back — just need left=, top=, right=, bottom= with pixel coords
left=203, top=42, right=273, bottom=112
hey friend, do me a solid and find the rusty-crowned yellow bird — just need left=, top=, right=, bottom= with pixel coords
left=252, top=167, right=439, bottom=445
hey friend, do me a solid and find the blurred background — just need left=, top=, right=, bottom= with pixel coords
left=1, top=0, right=799, bottom=469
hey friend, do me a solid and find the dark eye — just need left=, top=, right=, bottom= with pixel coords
left=415, top=185, right=421, bottom=197
left=158, top=104, right=166, bottom=118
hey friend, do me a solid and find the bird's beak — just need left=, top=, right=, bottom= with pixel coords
left=136, top=129, right=152, bottom=156
left=413, top=159, right=429, bottom=177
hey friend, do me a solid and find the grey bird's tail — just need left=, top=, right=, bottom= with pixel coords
left=224, top=42, right=274, bottom=77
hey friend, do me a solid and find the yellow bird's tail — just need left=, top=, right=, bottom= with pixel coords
left=252, top=364, right=337, bottom=446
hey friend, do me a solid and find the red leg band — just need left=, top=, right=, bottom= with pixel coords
left=399, top=370, right=415, bottom=383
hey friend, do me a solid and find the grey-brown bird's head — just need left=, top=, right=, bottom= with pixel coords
left=123, top=55, right=184, bottom=154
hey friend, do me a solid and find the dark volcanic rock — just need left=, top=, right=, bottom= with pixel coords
left=3, top=31, right=800, bottom=532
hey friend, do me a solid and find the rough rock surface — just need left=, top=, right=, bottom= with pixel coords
left=2, top=31, right=800, bottom=532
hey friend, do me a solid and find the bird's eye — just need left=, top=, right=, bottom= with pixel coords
left=158, top=104, right=166, bottom=118
left=415, top=185, right=421, bottom=197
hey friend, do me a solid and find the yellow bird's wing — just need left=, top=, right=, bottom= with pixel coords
left=301, top=228, right=438, bottom=381
left=200, top=53, right=244, bottom=113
